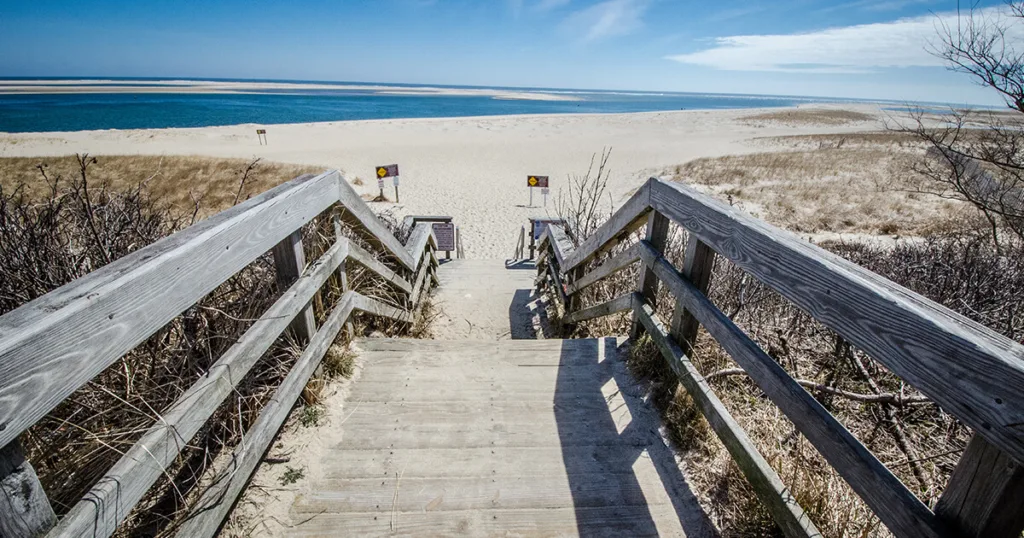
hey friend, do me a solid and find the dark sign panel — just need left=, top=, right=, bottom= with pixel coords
left=376, top=164, right=400, bottom=178
left=527, top=175, right=549, bottom=188
left=431, top=222, right=456, bottom=251
left=256, top=129, right=266, bottom=135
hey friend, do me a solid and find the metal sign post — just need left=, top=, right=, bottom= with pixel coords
left=255, top=129, right=267, bottom=145
left=375, top=164, right=399, bottom=201
left=527, top=175, right=549, bottom=208
left=541, top=187, right=549, bottom=207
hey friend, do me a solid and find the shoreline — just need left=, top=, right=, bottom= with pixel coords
left=0, top=103, right=879, bottom=136
left=0, top=104, right=891, bottom=258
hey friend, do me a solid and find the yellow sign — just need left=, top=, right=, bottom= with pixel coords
left=528, top=176, right=538, bottom=186
left=377, top=167, right=387, bottom=178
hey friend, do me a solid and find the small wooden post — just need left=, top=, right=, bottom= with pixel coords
left=0, top=440, right=56, bottom=538
left=935, top=434, right=1024, bottom=538
left=630, top=211, right=670, bottom=340
left=670, top=235, right=716, bottom=352
left=272, top=230, right=316, bottom=343
left=528, top=220, right=536, bottom=260
left=332, top=214, right=355, bottom=341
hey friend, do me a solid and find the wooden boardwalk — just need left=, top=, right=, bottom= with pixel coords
left=284, top=336, right=714, bottom=537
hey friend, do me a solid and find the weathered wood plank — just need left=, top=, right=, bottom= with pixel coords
left=347, top=239, right=413, bottom=294
left=351, top=292, right=412, bottom=324
left=271, top=230, right=317, bottom=343
left=638, top=241, right=948, bottom=538
left=670, top=235, right=715, bottom=351
left=649, top=179, right=1024, bottom=464
left=409, top=247, right=432, bottom=307
left=286, top=506, right=686, bottom=538
left=565, top=293, right=634, bottom=324
left=630, top=211, right=669, bottom=340
left=562, top=181, right=652, bottom=272
left=47, top=239, right=349, bottom=538
left=546, top=261, right=569, bottom=307
left=550, top=225, right=575, bottom=268
left=935, top=435, right=1024, bottom=538
left=173, top=291, right=357, bottom=538
left=632, top=298, right=820, bottom=538
left=336, top=174, right=417, bottom=271
left=0, top=440, right=55, bottom=538
left=0, top=171, right=336, bottom=449
left=568, top=242, right=641, bottom=296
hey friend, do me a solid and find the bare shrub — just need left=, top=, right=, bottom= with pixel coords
left=555, top=148, right=615, bottom=246
left=0, top=155, right=419, bottom=536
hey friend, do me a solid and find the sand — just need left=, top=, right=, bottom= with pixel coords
left=0, top=103, right=893, bottom=258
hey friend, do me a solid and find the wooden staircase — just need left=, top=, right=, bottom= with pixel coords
left=284, top=337, right=715, bottom=537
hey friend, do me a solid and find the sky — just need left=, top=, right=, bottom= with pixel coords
left=0, top=0, right=1017, bottom=105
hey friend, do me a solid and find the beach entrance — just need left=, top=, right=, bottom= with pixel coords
left=1, top=172, right=1021, bottom=538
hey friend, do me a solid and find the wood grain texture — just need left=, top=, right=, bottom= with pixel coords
left=670, top=235, right=715, bottom=351
left=0, top=440, right=56, bottom=538
left=47, top=239, right=348, bottom=538
left=649, top=179, right=1024, bottom=464
left=562, top=181, right=652, bottom=272
left=638, top=241, right=948, bottom=538
left=633, top=298, right=820, bottom=538
left=284, top=336, right=717, bottom=537
left=565, top=293, right=634, bottom=324
left=272, top=230, right=317, bottom=343
left=631, top=211, right=670, bottom=341
left=336, top=174, right=417, bottom=271
left=174, top=291, right=357, bottom=538
left=0, top=171, right=336, bottom=449
left=568, top=242, right=641, bottom=296
left=935, top=435, right=1024, bottom=538
left=346, top=239, right=413, bottom=295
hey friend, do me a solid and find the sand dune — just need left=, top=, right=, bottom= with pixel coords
left=0, top=104, right=891, bottom=258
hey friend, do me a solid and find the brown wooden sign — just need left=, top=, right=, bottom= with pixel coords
left=527, top=175, right=549, bottom=188
left=256, top=129, right=266, bottom=135
left=376, top=164, right=399, bottom=178
left=431, top=222, right=456, bottom=251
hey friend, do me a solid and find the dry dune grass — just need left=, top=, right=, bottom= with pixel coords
left=0, top=155, right=322, bottom=217
left=741, top=109, right=876, bottom=127
left=666, top=137, right=966, bottom=238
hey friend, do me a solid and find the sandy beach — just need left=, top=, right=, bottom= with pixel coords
left=0, top=103, right=889, bottom=258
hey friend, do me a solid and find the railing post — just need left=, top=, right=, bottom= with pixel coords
left=935, top=434, right=1024, bottom=538
left=272, top=229, right=317, bottom=343
left=0, top=439, right=56, bottom=538
left=630, top=211, right=670, bottom=340
left=332, top=213, right=355, bottom=341
left=670, top=235, right=716, bottom=352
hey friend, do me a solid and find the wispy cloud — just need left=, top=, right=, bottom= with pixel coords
left=562, top=0, right=650, bottom=42
left=666, top=7, right=1017, bottom=73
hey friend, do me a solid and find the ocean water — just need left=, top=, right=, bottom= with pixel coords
left=0, top=80, right=854, bottom=133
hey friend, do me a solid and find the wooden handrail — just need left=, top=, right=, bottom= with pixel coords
left=536, top=176, right=1024, bottom=538
left=0, top=170, right=439, bottom=538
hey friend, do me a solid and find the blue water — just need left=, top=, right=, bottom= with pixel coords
left=0, top=80, right=856, bottom=133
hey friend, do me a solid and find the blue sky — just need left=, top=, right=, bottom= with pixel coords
left=0, top=0, right=1013, bottom=105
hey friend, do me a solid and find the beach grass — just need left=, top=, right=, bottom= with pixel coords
left=0, top=154, right=322, bottom=217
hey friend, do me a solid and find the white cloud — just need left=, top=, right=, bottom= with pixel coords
left=667, top=7, right=1019, bottom=73
left=562, top=0, right=649, bottom=42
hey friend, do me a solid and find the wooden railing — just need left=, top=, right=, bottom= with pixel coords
left=0, top=170, right=440, bottom=538
left=536, top=177, right=1024, bottom=538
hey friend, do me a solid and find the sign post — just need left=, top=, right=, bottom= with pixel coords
left=376, top=164, right=399, bottom=201
left=527, top=175, right=549, bottom=208
left=255, top=129, right=267, bottom=145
